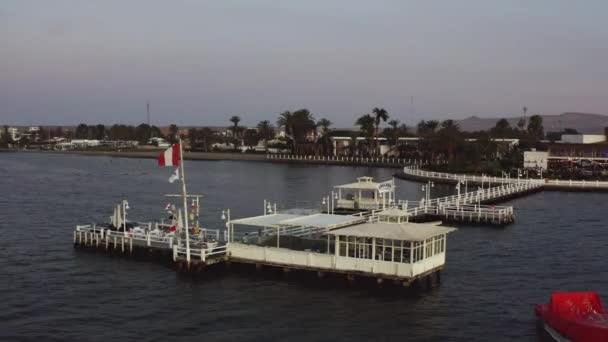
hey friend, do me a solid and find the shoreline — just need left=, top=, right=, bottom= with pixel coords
left=4, top=149, right=405, bottom=168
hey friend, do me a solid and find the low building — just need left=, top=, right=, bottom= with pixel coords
left=71, top=139, right=101, bottom=148
left=524, top=150, right=549, bottom=170
left=548, top=128, right=608, bottom=160
left=334, top=176, right=395, bottom=210
left=227, top=209, right=457, bottom=282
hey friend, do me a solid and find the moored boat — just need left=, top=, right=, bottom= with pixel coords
left=535, top=292, right=608, bottom=342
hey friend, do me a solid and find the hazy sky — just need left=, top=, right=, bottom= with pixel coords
left=1, top=0, right=607, bottom=126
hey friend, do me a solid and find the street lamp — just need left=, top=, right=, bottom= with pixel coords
left=322, top=196, right=330, bottom=214
left=422, top=181, right=434, bottom=211
left=221, top=209, right=231, bottom=242
left=122, top=199, right=130, bottom=232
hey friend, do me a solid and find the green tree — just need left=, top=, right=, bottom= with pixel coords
left=277, top=109, right=316, bottom=152
left=435, top=120, right=463, bottom=162
left=256, top=120, right=275, bottom=152
left=95, top=124, right=106, bottom=140
left=355, top=114, right=375, bottom=156
left=317, top=118, right=333, bottom=135
left=74, top=124, right=88, bottom=139
left=527, top=115, right=544, bottom=140
left=167, top=124, right=179, bottom=144
left=291, top=109, right=316, bottom=143
left=417, top=120, right=439, bottom=135
left=134, top=124, right=153, bottom=144
left=387, top=119, right=400, bottom=145
left=52, top=126, right=64, bottom=138
left=229, top=116, right=241, bottom=149
left=1, top=125, right=14, bottom=147
left=517, top=118, right=526, bottom=131
left=243, top=129, right=259, bottom=149
left=372, top=107, right=389, bottom=155
left=492, top=118, right=512, bottom=138
left=87, top=125, right=98, bottom=140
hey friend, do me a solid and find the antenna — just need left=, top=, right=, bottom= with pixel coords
left=147, top=101, right=153, bottom=139
left=410, top=96, right=415, bottom=126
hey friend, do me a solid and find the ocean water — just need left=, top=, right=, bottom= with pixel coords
left=1, top=152, right=607, bottom=341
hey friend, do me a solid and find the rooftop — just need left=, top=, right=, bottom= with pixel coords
left=230, top=213, right=366, bottom=229
left=334, top=176, right=381, bottom=190
left=327, top=222, right=457, bottom=241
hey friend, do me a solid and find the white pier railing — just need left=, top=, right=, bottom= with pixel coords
left=267, top=154, right=445, bottom=166
left=403, top=166, right=543, bottom=185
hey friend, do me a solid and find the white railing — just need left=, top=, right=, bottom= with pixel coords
left=403, top=166, right=544, bottom=185
left=545, top=179, right=608, bottom=189
left=174, top=244, right=228, bottom=262
left=266, top=154, right=444, bottom=166
left=402, top=182, right=540, bottom=220
left=228, top=243, right=442, bottom=278
left=403, top=166, right=608, bottom=189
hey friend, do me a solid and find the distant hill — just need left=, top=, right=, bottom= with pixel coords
left=457, top=112, right=608, bottom=134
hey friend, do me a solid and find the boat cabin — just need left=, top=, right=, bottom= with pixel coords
left=334, top=176, right=395, bottom=210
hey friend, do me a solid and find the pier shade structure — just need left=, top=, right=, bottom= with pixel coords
left=227, top=208, right=456, bottom=284
left=334, top=176, right=395, bottom=211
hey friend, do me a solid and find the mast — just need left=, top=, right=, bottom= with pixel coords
left=178, top=137, right=191, bottom=264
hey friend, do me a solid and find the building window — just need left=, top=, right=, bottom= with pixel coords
left=425, top=238, right=434, bottom=258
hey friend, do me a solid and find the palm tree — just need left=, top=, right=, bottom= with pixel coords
left=257, top=120, right=275, bottom=152
left=355, top=114, right=375, bottom=156
left=229, top=116, right=241, bottom=149
left=278, top=109, right=316, bottom=153
left=291, top=109, right=316, bottom=143
left=317, top=118, right=333, bottom=135
left=388, top=119, right=400, bottom=146
left=436, top=120, right=462, bottom=162
left=277, top=111, right=294, bottom=151
left=372, top=107, right=389, bottom=155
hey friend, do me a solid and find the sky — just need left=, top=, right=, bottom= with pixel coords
left=1, top=0, right=607, bottom=127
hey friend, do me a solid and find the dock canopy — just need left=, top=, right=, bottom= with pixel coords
left=229, top=213, right=304, bottom=227
left=279, top=214, right=366, bottom=229
left=327, top=222, right=456, bottom=241
left=230, top=213, right=365, bottom=229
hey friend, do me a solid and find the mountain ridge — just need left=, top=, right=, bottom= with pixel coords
left=456, top=112, right=608, bottom=134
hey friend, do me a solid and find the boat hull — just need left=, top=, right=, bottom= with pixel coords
left=535, top=292, right=608, bottom=342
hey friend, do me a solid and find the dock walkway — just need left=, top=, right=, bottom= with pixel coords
left=393, top=181, right=542, bottom=225
left=401, top=166, right=608, bottom=191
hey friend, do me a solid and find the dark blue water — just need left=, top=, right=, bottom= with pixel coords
left=1, top=152, right=607, bottom=341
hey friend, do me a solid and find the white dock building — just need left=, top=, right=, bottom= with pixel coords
left=334, top=176, right=395, bottom=210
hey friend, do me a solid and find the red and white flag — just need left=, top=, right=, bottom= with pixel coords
left=158, top=144, right=180, bottom=167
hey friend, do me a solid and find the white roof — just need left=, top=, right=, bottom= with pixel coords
left=377, top=208, right=409, bottom=217
left=230, top=213, right=365, bottom=229
left=335, top=178, right=381, bottom=190
left=230, top=214, right=304, bottom=227
left=280, top=214, right=366, bottom=229
left=327, top=222, right=457, bottom=241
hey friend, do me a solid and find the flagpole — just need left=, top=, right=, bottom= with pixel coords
left=178, top=137, right=191, bottom=265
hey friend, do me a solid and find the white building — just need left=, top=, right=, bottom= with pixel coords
left=71, top=139, right=101, bottom=148
left=524, top=151, right=549, bottom=170
left=560, top=134, right=606, bottom=144
left=334, top=176, right=395, bottom=210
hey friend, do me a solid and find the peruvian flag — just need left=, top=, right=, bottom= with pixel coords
left=158, top=144, right=180, bottom=167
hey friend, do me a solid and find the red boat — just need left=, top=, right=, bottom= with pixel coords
left=535, top=292, right=608, bottom=342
